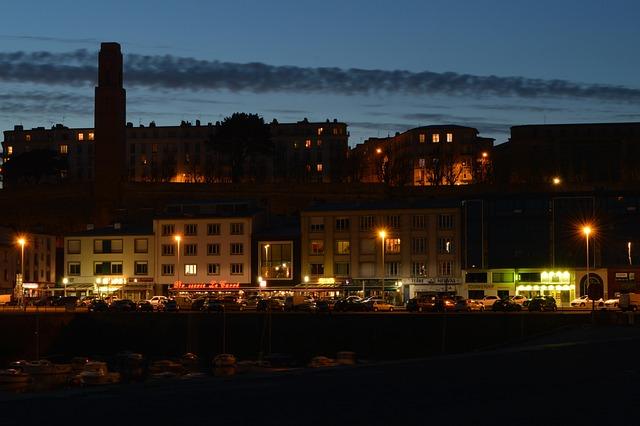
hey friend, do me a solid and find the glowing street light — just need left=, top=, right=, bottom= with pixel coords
left=629, top=242, right=632, bottom=266
left=552, top=177, right=561, bottom=185
left=379, top=230, right=387, bottom=299
left=17, top=236, right=26, bottom=306
left=583, top=225, right=593, bottom=311
left=264, top=244, right=270, bottom=277
left=174, top=235, right=182, bottom=285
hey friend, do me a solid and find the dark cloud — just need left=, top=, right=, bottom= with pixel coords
left=0, top=49, right=639, bottom=103
left=471, top=104, right=566, bottom=113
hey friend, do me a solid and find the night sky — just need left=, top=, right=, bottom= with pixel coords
left=1, top=0, right=639, bottom=146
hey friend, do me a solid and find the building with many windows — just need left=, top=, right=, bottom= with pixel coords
left=300, top=201, right=462, bottom=301
left=351, top=125, right=493, bottom=186
left=63, top=224, right=155, bottom=300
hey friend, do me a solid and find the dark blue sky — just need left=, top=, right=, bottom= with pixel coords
left=1, top=0, right=639, bottom=145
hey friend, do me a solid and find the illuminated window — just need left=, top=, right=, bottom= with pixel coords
left=184, top=264, right=197, bottom=275
left=77, top=133, right=84, bottom=141
left=446, top=133, right=453, bottom=143
left=412, top=262, right=427, bottom=277
left=333, top=128, right=338, bottom=135
left=25, top=134, right=31, bottom=142
left=336, top=240, right=351, bottom=255
left=438, top=238, right=453, bottom=254
left=59, top=144, right=68, bottom=154
left=310, top=240, right=324, bottom=255
left=305, top=139, right=312, bottom=148
left=316, top=164, right=323, bottom=172
left=419, top=134, right=425, bottom=143
left=317, top=127, right=323, bottom=135
left=230, top=263, right=244, bottom=275
left=432, top=134, right=440, bottom=143
left=7, top=146, right=13, bottom=155
left=385, top=238, right=401, bottom=254
left=88, top=132, right=95, bottom=141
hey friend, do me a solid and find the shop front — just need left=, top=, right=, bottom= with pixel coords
left=515, top=271, right=576, bottom=307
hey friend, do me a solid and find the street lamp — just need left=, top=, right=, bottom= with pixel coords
left=379, top=230, right=387, bottom=300
left=628, top=242, right=632, bottom=266
left=552, top=177, right=561, bottom=185
left=174, top=235, right=182, bottom=285
left=264, top=244, right=270, bottom=277
left=583, top=226, right=592, bottom=310
left=17, top=237, right=26, bottom=306
left=63, top=277, right=69, bottom=297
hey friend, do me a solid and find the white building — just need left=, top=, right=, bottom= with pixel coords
left=63, top=224, right=155, bottom=299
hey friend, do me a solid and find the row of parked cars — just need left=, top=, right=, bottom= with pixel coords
left=405, top=295, right=559, bottom=312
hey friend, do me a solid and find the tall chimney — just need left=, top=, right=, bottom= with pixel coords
left=94, top=42, right=126, bottom=225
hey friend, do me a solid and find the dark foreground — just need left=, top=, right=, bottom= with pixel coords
left=1, top=325, right=639, bottom=425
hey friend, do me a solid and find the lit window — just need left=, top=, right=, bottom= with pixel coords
left=432, top=134, right=440, bottom=143
left=336, top=240, right=350, bottom=255
left=419, top=134, right=425, bottom=143
left=317, top=139, right=323, bottom=146
left=7, top=146, right=13, bottom=155
left=446, top=133, right=453, bottom=143
left=77, top=133, right=84, bottom=141
left=385, top=238, right=401, bottom=254
left=184, top=264, right=197, bottom=275
left=317, top=164, right=323, bottom=172
left=59, top=144, right=68, bottom=154
left=310, top=240, right=324, bottom=255
left=305, top=139, right=312, bottom=148
left=88, top=132, right=95, bottom=141
left=317, top=127, right=323, bottom=135
left=25, top=134, right=31, bottom=142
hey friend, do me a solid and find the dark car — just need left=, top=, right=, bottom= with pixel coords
left=492, top=298, right=523, bottom=312
left=528, top=296, right=558, bottom=312
left=406, top=296, right=439, bottom=312
left=88, top=299, right=109, bottom=312
left=57, top=296, right=79, bottom=307
left=159, top=299, right=179, bottom=312
left=333, top=298, right=367, bottom=312
left=218, top=295, right=247, bottom=311
left=315, top=299, right=337, bottom=313
left=256, top=298, right=285, bottom=312
left=109, top=299, right=137, bottom=312
left=136, top=300, right=154, bottom=312
left=202, top=298, right=224, bottom=312
left=191, top=298, right=206, bottom=311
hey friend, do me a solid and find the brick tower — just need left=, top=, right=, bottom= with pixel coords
left=94, top=42, right=126, bottom=225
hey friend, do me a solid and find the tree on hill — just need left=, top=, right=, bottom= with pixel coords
left=207, top=113, right=273, bottom=183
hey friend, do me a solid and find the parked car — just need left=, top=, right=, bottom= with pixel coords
left=334, top=298, right=367, bottom=312
left=217, top=295, right=247, bottom=311
left=285, top=296, right=316, bottom=312
left=173, top=296, right=192, bottom=310
left=604, top=298, right=619, bottom=309
left=54, top=296, right=79, bottom=307
left=406, top=296, right=439, bottom=312
left=492, top=298, right=523, bottom=312
left=202, top=298, right=224, bottom=312
left=480, top=296, right=501, bottom=307
left=364, top=298, right=394, bottom=312
left=148, top=296, right=168, bottom=310
left=191, top=297, right=206, bottom=311
left=528, top=296, right=558, bottom=312
left=570, top=295, right=604, bottom=308
left=510, top=295, right=528, bottom=305
left=315, top=298, right=337, bottom=313
left=256, top=298, right=286, bottom=312
left=79, top=296, right=97, bottom=307
left=87, top=299, right=109, bottom=312
left=455, top=299, right=485, bottom=312
left=438, top=297, right=457, bottom=312
left=159, top=299, right=180, bottom=312
left=109, top=299, right=137, bottom=312
left=245, top=295, right=263, bottom=309
left=136, top=300, right=154, bottom=312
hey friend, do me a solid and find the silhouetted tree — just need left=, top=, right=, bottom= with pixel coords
left=3, top=149, right=67, bottom=186
left=207, top=113, right=273, bottom=183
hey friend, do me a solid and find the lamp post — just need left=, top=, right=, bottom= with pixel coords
left=174, top=235, right=182, bottom=286
left=379, top=230, right=387, bottom=300
left=17, top=237, right=26, bottom=306
left=629, top=242, right=632, bottom=266
left=583, top=226, right=592, bottom=311
left=264, top=244, right=270, bottom=277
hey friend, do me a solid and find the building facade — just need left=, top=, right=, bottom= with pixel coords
left=300, top=202, right=462, bottom=301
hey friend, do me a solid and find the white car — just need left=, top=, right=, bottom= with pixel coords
left=604, top=298, right=619, bottom=309
left=481, top=296, right=500, bottom=307
left=570, top=295, right=604, bottom=308
left=148, top=296, right=168, bottom=309
left=510, top=295, right=528, bottom=305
